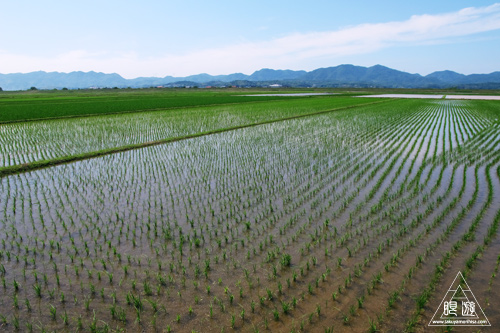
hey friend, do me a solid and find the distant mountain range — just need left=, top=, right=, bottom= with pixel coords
left=1, top=64, right=500, bottom=91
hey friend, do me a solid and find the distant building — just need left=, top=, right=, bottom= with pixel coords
left=269, top=84, right=282, bottom=88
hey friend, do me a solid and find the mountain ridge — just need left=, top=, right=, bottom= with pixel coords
left=1, top=65, right=499, bottom=91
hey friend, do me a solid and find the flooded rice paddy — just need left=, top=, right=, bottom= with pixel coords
left=0, top=98, right=499, bottom=332
left=240, top=93, right=336, bottom=97
left=360, top=94, right=500, bottom=100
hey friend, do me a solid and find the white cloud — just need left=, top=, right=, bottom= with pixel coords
left=1, top=4, right=500, bottom=78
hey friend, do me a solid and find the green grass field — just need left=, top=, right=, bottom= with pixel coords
left=0, top=88, right=351, bottom=123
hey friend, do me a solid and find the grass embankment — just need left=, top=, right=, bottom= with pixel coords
left=0, top=99, right=390, bottom=177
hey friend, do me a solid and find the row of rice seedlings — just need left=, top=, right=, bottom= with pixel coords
left=240, top=100, right=452, bottom=326
left=296, top=105, right=468, bottom=330
left=362, top=167, right=472, bottom=330
left=388, top=127, right=498, bottom=330
left=483, top=166, right=500, bottom=303
left=403, top=166, right=497, bottom=331
left=297, top=101, right=499, bottom=331
left=335, top=164, right=471, bottom=330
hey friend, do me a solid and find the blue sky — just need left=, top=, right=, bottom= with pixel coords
left=1, top=1, right=499, bottom=78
